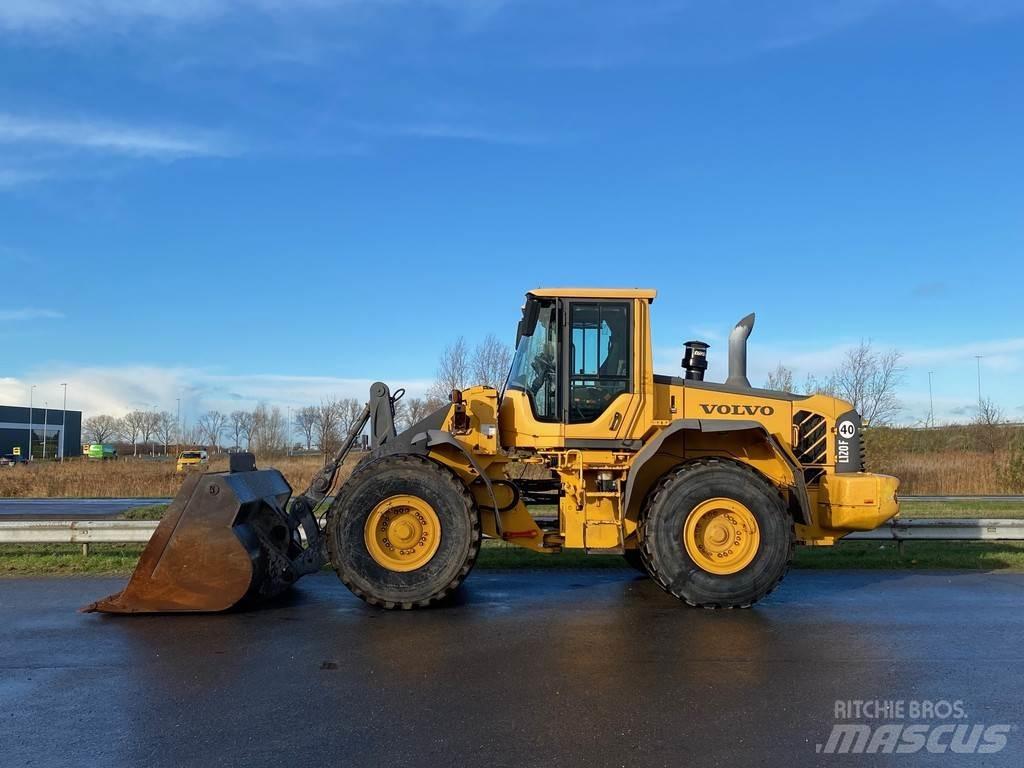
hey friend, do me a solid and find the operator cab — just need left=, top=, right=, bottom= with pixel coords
left=500, top=288, right=656, bottom=449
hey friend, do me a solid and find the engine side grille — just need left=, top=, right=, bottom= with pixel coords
left=793, top=410, right=827, bottom=485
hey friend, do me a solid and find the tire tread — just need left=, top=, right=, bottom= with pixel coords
left=327, top=454, right=480, bottom=610
left=637, top=457, right=794, bottom=609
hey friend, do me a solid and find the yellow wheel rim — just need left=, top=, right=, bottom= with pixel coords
left=683, top=498, right=760, bottom=575
left=364, top=495, right=441, bottom=572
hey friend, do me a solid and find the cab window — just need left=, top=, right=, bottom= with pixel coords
left=506, top=300, right=559, bottom=421
left=568, top=302, right=630, bottom=423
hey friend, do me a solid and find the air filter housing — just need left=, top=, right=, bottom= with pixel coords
left=682, top=341, right=709, bottom=381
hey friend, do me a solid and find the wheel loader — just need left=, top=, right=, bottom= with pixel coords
left=85, top=287, right=899, bottom=613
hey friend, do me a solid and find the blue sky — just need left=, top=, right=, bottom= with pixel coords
left=1, top=0, right=1022, bottom=425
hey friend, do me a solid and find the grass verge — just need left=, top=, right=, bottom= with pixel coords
left=5, top=539, right=1024, bottom=576
left=0, top=544, right=146, bottom=576
left=899, top=500, right=1024, bottom=519
left=121, top=504, right=168, bottom=521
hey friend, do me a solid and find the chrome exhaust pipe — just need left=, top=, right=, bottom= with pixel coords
left=726, top=313, right=755, bottom=388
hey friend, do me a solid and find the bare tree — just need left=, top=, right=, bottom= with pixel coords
left=239, top=411, right=255, bottom=449
left=181, top=422, right=204, bottom=447
left=250, top=403, right=288, bottom=455
left=197, top=411, right=227, bottom=452
left=84, top=415, right=119, bottom=444
left=402, top=398, right=426, bottom=429
left=315, top=398, right=342, bottom=456
left=764, top=363, right=794, bottom=392
left=120, top=411, right=148, bottom=457
left=802, top=373, right=836, bottom=397
left=229, top=410, right=254, bottom=451
left=295, top=406, right=318, bottom=450
left=828, top=341, right=903, bottom=426
left=973, top=397, right=1005, bottom=453
left=398, top=396, right=445, bottom=431
left=156, top=411, right=177, bottom=455
left=335, top=397, right=364, bottom=440
left=471, top=334, right=514, bottom=389
left=428, top=336, right=470, bottom=401
left=139, top=411, right=159, bottom=456
left=266, top=406, right=288, bottom=453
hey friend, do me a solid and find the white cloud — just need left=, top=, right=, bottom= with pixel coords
left=0, top=113, right=231, bottom=158
left=0, top=168, right=50, bottom=188
left=0, top=365, right=433, bottom=421
left=0, top=308, right=64, bottom=321
left=900, top=338, right=1024, bottom=372
left=0, top=0, right=510, bottom=31
left=365, top=122, right=546, bottom=146
left=0, top=0, right=231, bottom=29
left=687, top=326, right=723, bottom=342
left=758, top=0, right=1024, bottom=52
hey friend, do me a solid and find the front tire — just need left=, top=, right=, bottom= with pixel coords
left=638, top=458, right=793, bottom=608
left=326, top=454, right=480, bottom=609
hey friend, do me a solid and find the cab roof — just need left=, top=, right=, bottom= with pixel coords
left=527, top=287, right=657, bottom=301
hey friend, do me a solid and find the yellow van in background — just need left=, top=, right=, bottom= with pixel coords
left=176, top=450, right=208, bottom=472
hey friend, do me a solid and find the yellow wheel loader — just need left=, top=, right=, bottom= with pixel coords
left=85, top=288, right=899, bottom=614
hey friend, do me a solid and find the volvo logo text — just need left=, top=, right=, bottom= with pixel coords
left=699, top=403, right=775, bottom=416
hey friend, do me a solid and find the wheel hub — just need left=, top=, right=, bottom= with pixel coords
left=364, top=495, right=441, bottom=572
left=683, top=497, right=760, bottom=575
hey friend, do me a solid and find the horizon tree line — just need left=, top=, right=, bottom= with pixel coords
left=80, top=334, right=515, bottom=457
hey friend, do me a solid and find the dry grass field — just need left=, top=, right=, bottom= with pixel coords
left=865, top=425, right=1024, bottom=495
left=0, top=454, right=361, bottom=498
left=1, top=423, right=1021, bottom=498
left=878, top=451, right=1001, bottom=495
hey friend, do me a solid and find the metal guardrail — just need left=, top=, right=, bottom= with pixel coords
left=848, top=518, right=1024, bottom=541
left=3, top=518, right=1024, bottom=555
left=0, top=520, right=158, bottom=555
left=0, top=520, right=159, bottom=543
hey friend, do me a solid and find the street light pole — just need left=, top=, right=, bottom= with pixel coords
left=42, top=402, right=48, bottom=460
left=176, top=398, right=181, bottom=455
left=60, top=383, right=68, bottom=463
left=975, top=356, right=983, bottom=403
left=28, top=385, right=35, bottom=462
left=927, top=371, right=934, bottom=428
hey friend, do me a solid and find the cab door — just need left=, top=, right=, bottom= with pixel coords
left=561, top=299, right=641, bottom=444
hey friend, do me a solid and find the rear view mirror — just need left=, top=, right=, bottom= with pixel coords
left=516, top=297, right=541, bottom=346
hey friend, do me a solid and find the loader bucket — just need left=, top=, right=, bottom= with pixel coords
left=83, top=455, right=324, bottom=614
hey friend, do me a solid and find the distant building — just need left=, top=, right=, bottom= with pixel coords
left=0, top=404, right=83, bottom=459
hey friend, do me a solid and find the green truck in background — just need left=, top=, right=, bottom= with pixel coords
left=87, top=444, right=118, bottom=460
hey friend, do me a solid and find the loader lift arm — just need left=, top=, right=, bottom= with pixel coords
left=290, top=381, right=401, bottom=521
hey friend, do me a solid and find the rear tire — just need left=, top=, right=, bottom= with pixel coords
left=638, top=458, right=793, bottom=608
left=326, top=454, right=480, bottom=609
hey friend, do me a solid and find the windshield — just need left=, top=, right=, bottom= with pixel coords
left=506, top=299, right=558, bottom=420
left=181, top=452, right=202, bottom=459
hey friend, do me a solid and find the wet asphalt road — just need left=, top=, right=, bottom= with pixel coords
left=2, top=569, right=1024, bottom=768
left=0, top=498, right=170, bottom=520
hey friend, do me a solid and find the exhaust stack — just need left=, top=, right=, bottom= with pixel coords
left=726, top=313, right=755, bottom=388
